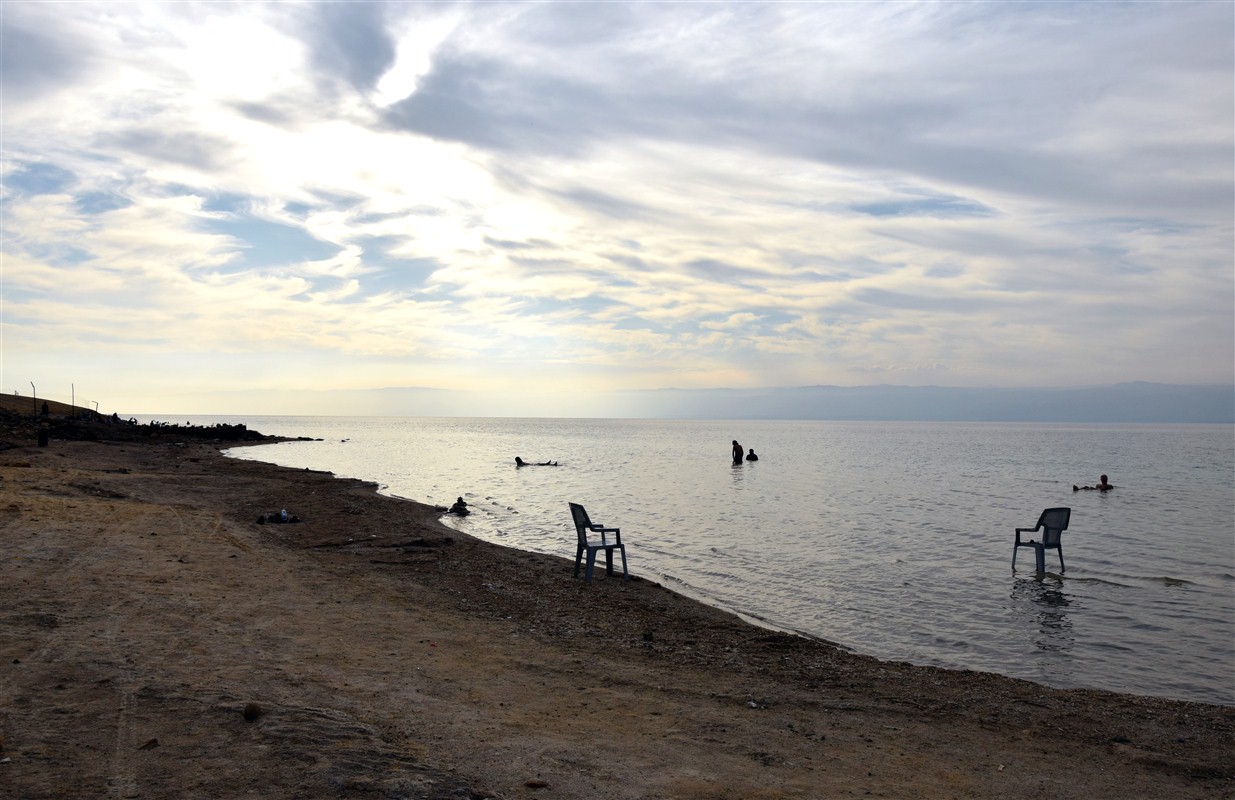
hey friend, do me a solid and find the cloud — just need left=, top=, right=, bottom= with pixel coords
left=1, top=1, right=1230, bottom=414
left=0, top=12, right=96, bottom=104
left=702, top=312, right=760, bottom=332
left=851, top=195, right=996, bottom=219
left=300, top=1, right=398, bottom=93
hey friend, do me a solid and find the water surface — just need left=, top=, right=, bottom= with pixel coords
left=206, top=417, right=1233, bottom=705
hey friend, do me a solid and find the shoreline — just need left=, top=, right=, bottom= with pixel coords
left=227, top=428, right=1231, bottom=709
left=2, top=435, right=1232, bottom=798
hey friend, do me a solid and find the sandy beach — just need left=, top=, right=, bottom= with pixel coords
left=1, top=414, right=1232, bottom=799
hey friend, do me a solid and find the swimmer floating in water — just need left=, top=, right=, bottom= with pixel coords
left=515, top=456, right=558, bottom=466
left=1074, top=474, right=1115, bottom=492
left=449, top=497, right=470, bottom=515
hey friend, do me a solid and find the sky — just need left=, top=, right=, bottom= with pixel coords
left=2, top=1, right=1232, bottom=417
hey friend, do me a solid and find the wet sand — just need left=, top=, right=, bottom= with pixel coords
left=1, top=433, right=1231, bottom=799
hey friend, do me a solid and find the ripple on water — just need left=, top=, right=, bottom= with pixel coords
left=222, top=417, right=1235, bottom=705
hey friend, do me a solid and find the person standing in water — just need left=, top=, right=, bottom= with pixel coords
left=732, top=439, right=744, bottom=464
left=745, top=448, right=759, bottom=461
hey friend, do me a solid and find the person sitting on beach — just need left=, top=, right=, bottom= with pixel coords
left=515, top=457, right=558, bottom=466
left=1074, top=474, right=1115, bottom=492
left=745, top=448, right=759, bottom=461
left=449, top=497, right=470, bottom=515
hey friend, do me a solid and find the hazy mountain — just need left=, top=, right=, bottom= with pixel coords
left=173, top=382, right=1234, bottom=422
left=623, top=382, right=1234, bottom=423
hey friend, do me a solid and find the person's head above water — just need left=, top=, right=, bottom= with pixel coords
left=515, top=457, right=526, bottom=466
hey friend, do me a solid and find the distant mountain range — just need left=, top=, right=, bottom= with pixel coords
left=623, top=382, right=1234, bottom=423
left=193, top=381, right=1233, bottom=423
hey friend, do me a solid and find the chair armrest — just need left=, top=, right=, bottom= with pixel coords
left=589, top=524, right=622, bottom=545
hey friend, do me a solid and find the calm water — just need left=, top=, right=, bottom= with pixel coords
left=199, top=417, right=1233, bottom=706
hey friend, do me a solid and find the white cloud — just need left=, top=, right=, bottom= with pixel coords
left=2, top=1, right=1230, bottom=414
left=372, top=8, right=463, bottom=107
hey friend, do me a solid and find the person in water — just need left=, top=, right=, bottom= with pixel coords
left=449, top=497, right=469, bottom=515
left=1074, top=474, right=1115, bottom=492
left=732, top=439, right=743, bottom=464
left=745, top=448, right=758, bottom=462
left=515, top=457, right=558, bottom=466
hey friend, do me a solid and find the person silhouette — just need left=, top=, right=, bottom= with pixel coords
left=745, top=448, right=758, bottom=462
left=731, top=439, right=743, bottom=464
left=1073, top=474, right=1115, bottom=492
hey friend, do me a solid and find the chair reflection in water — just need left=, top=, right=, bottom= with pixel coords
left=569, top=502, right=629, bottom=584
left=1012, top=507, right=1071, bottom=574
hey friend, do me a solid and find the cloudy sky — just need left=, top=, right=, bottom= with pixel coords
left=2, top=1, right=1232, bottom=416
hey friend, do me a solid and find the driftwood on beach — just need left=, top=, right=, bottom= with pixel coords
left=0, top=412, right=1231, bottom=799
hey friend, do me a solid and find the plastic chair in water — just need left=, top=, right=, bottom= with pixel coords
left=569, top=502, right=629, bottom=584
left=1012, top=507, right=1071, bottom=573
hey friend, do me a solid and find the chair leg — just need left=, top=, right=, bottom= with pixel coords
left=1057, top=548, right=1065, bottom=573
left=574, top=545, right=584, bottom=579
left=1011, top=544, right=1018, bottom=571
left=620, top=545, right=628, bottom=580
left=585, top=550, right=597, bottom=584
left=604, top=547, right=614, bottom=576
left=1034, top=544, right=1046, bottom=574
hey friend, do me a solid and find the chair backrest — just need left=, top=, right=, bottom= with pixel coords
left=569, top=503, right=591, bottom=542
left=1038, top=507, right=1070, bottom=547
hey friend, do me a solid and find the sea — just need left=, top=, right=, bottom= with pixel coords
left=172, top=416, right=1233, bottom=707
